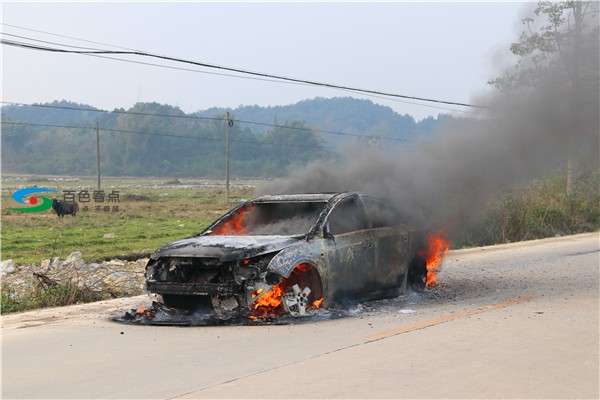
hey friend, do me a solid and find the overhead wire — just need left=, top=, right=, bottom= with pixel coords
left=1, top=22, right=139, bottom=51
left=1, top=31, right=484, bottom=110
left=1, top=101, right=225, bottom=122
left=1, top=25, right=486, bottom=114
left=1, top=30, right=357, bottom=100
left=2, top=29, right=310, bottom=86
left=337, top=87, right=487, bottom=116
left=2, top=33, right=105, bottom=51
left=2, top=101, right=414, bottom=143
left=0, top=120, right=339, bottom=150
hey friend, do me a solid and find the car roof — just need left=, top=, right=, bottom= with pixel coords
left=252, top=193, right=353, bottom=203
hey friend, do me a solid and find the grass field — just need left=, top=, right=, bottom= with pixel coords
left=1, top=176, right=257, bottom=265
left=2, top=172, right=598, bottom=265
left=2, top=172, right=597, bottom=314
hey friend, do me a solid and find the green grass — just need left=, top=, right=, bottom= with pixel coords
left=2, top=173, right=598, bottom=264
left=1, top=172, right=598, bottom=314
left=1, top=180, right=255, bottom=265
left=1, top=177, right=257, bottom=313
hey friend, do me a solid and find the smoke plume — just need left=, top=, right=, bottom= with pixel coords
left=258, top=7, right=599, bottom=233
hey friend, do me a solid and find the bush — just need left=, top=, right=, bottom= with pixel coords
left=1, top=281, right=105, bottom=314
left=452, top=171, right=600, bottom=248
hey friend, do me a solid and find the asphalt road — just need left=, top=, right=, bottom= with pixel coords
left=2, top=232, right=598, bottom=399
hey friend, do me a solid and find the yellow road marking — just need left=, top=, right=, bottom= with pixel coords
left=367, top=296, right=535, bottom=340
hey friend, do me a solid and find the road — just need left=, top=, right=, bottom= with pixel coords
left=2, top=233, right=598, bottom=399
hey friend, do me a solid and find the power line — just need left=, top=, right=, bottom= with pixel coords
left=83, top=52, right=299, bottom=85
left=2, top=33, right=104, bottom=51
left=1, top=23, right=138, bottom=51
left=2, top=26, right=485, bottom=114
left=1, top=30, right=341, bottom=95
left=1, top=101, right=225, bottom=123
left=337, top=87, right=486, bottom=115
left=2, top=36, right=483, bottom=109
left=2, top=31, right=308, bottom=86
left=0, top=120, right=338, bottom=150
left=2, top=101, right=413, bottom=143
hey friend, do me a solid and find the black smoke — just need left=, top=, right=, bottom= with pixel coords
left=258, top=5, right=599, bottom=234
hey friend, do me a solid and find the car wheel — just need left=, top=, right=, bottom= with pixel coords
left=281, top=263, right=324, bottom=314
left=407, top=255, right=427, bottom=293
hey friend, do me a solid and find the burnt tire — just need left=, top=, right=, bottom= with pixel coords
left=283, top=264, right=324, bottom=306
left=407, top=255, right=427, bottom=293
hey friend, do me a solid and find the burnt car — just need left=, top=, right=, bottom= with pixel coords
left=145, top=192, right=428, bottom=319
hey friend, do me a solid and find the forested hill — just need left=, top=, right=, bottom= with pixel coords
left=200, top=97, right=429, bottom=141
left=1, top=97, right=460, bottom=178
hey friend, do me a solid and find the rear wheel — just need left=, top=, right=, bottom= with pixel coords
left=407, top=255, right=427, bottom=293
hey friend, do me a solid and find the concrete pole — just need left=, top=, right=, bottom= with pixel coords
left=96, top=120, right=101, bottom=190
left=225, top=112, right=230, bottom=204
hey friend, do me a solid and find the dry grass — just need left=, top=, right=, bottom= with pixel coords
left=451, top=171, right=600, bottom=247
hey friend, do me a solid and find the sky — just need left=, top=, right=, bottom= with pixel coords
left=1, top=1, right=532, bottom=121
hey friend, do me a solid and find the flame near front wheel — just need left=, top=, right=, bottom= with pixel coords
left=250, top=263, right=324, bottom=320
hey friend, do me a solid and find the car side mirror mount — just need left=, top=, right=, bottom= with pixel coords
left=321, top=222, right=335, bottom=240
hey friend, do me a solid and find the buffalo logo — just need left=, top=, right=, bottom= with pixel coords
left=10, top=188, right=57, bottom=213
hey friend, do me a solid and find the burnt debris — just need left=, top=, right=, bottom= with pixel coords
left=114, top=300, right=338, bottom=326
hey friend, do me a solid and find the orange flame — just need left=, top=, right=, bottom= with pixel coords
left=417, top=229, right=450, bottom=287
left=251, top=284, right=285, bottom=320
left=135, top=305, right=156, bottom=318
left=249, top=263, right=323, bottom=320
left=211, top=205, right=254, bottom=235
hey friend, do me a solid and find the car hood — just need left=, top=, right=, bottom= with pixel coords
left=151, top=235, right=304, bottom=262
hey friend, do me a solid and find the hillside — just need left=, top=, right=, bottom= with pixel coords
left=1, top=97, right=460, bottom=178
left=200, top=97, right=426, bottom=143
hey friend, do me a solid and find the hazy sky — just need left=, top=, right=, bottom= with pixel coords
left=2, top=1, right=531, bottom=121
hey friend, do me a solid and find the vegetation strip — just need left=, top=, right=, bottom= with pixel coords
left=367, top=296, right=535, bottom=340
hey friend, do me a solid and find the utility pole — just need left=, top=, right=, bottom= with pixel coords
left=567, top=1, right=582, bottom=199
left=566, top=1, right=583, bottom=219
left=225, top=112, right=230, bottom=204
left=96, top=120, right=101, bottom=190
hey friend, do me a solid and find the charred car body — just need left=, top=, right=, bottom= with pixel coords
left=145, top=192, right=428, bottom=319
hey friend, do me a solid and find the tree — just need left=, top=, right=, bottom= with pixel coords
left=262, top=120, right=331, bottom=176
left=489, top=1, right=599, bottom=196
left=489, top=2, right=598, bottom=90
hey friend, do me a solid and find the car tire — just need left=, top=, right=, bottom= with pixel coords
left=407, top=255, right=427, bottom=293
left=283, top=263, right=324, bottom=307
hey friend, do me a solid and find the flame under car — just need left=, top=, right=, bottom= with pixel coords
left=145, top=192, right=428, bottom=320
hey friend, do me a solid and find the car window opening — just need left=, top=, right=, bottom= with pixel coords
left=209, top=201, right=326, bottom=236
left=328, top=198, right=368, bottom=235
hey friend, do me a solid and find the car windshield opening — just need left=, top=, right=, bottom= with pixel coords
left=209, top=201, right=326, bottom=236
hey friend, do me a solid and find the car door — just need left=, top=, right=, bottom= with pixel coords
left=361, top=196, right=410, bottom=290
left=321, top=196, right=377, bottom=301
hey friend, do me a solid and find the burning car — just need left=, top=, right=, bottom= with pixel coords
left=145, top=192, right=440, bottom=320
